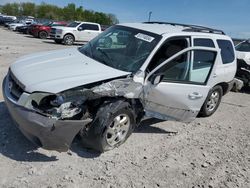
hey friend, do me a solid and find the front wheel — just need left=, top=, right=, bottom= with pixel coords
left=63, top=34, right=74, bottom=45
left=39, top=31, right=48, bottom=39
left=199, top=85, right=223, bottom=117
left=80, top=100, right=136, bottom=152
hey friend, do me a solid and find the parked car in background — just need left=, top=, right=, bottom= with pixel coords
left=30, top=21, right=68, bottom=39
left=16, top=24, right=32, bottom=34
left=0, top=15, right=17, bottom=25
left=8, top=19, right=34, bottom=31
left=235, top=40, right=250, bottom=87
left=50, top=21, right=102, bottom=45
left=3, top=22, right=236, bottom=152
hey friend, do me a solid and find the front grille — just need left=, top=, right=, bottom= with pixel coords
left=8, top=70, right=25, bottom=100
left=50, top=28, right=56, bottom=34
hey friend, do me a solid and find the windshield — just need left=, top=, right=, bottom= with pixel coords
left=67, top=21, right=80, bottom=27
left=78, top=25, right=161, bottom=73
left=236, top=41, right=250, bottom=52
left=43, top=21, right=52, bottom=26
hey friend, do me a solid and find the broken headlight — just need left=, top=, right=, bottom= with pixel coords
left=26, top=92, right=86, bottom=120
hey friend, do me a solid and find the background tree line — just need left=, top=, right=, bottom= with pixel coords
left=0, top=2, right=119, bottom=25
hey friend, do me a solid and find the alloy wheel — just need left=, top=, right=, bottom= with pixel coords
left=106, top=114, right=130, bottom=146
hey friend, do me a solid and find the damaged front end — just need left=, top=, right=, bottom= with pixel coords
left=3, top=73, right=145, bottom=152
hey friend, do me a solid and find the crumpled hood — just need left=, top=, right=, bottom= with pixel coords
left=10, top=48, right=130, bottom=93
left=236, top=51, right=250, bottom=65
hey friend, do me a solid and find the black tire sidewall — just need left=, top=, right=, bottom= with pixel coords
left=39, top=31, right=47, bottom=39
left=200, top=85, right=223, bottom=117
left=100, top=107, right=135, bottom=151
left=63, top=34, right=74, bottom=45
left=81, top=101, right=136, bottom=152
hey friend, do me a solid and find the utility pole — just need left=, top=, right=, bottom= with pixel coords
left=148, top=11, right=152, bottom=22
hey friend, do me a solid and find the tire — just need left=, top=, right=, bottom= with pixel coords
left=199, top=85, right=223, bottom=117
left=80, top=100, right=136, bottom=152
left=63, top=34, right=74, bottom=45
left=38, top=31, right=48, bottom=39
left=54, top=39, right=63, bottom=44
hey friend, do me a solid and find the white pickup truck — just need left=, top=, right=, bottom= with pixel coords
left=50, top=21, right=102, bottom=45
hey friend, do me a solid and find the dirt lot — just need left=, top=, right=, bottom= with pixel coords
left=0, top=27, right=249, bottom=188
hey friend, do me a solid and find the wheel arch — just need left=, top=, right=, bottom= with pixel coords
left=38, top=30, right=48, bottom=37
left=215, top=82, right=229, bottom=95
left=63, top=33, right=75, bottom=40
left=89, top=96, right=144, bottom=124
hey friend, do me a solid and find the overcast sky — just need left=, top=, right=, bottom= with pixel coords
left=1, top=0, right=249, bottom=38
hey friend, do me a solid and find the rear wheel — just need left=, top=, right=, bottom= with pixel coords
left=63, top=34, right=74, bottom=45
left=199, top=85, right=223, bottom=117
left=80, top=100, right=136, bottom=152
left=38, top=31, right=48, bottom=39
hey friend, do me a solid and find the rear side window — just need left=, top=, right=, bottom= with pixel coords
left=194, top=38, right=215, bottom=47
left=217, top=40, right=235, bottom=64
left=81, top=24, right=99, bottom=31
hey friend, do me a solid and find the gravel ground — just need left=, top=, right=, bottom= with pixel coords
left=0, top=27, right=249, bottom=188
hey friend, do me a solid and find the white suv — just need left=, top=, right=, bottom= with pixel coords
left=50, top=21, right=102, bottom=45
left=3, top=22, right=236, bottom=152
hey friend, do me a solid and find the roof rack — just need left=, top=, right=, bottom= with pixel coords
left=143, top=21, right=225, bottom=35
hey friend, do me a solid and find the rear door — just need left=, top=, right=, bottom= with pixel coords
left=143, top=44, right=219, bottom=122
left=77, top=23, right=100, bottom=42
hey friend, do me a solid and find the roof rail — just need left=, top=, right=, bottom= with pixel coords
left=143, top=21, right=225, bottom=35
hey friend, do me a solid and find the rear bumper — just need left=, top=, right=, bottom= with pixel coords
left=2, top=76, right=92, bottom=152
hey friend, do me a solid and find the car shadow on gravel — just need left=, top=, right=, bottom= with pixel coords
left=135, top=118, right=174, bottom=134
left=0, top=102, right=58, bottom=162
left=241, top=86, right=250, bottom=94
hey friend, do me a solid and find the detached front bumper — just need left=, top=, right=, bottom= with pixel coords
left=2, top=77, right=92, bottom=152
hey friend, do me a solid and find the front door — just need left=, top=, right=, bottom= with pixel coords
left=143, top=46, right=219, bottom=122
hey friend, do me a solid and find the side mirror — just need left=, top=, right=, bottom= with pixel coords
left=150, top=74, right=164, bottom=85
left=78, top=27, right=83, bottom=31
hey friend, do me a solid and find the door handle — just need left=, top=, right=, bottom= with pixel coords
left=188, top=92, right=203, bottom=100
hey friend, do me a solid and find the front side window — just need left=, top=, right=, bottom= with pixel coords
left=78, top=25, right=161, bottom=72
left=235, top=41, right=250, bottom=52
left=147, top=38, right=188, bottom=72
left=153, top=50, right=216, bottom=84
left=217, top=40, right=235, bottom=64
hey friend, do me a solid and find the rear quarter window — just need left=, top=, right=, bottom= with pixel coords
left=194, top=38, right=215, bottom=47
left=217, top=40, right=235, bottom=64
